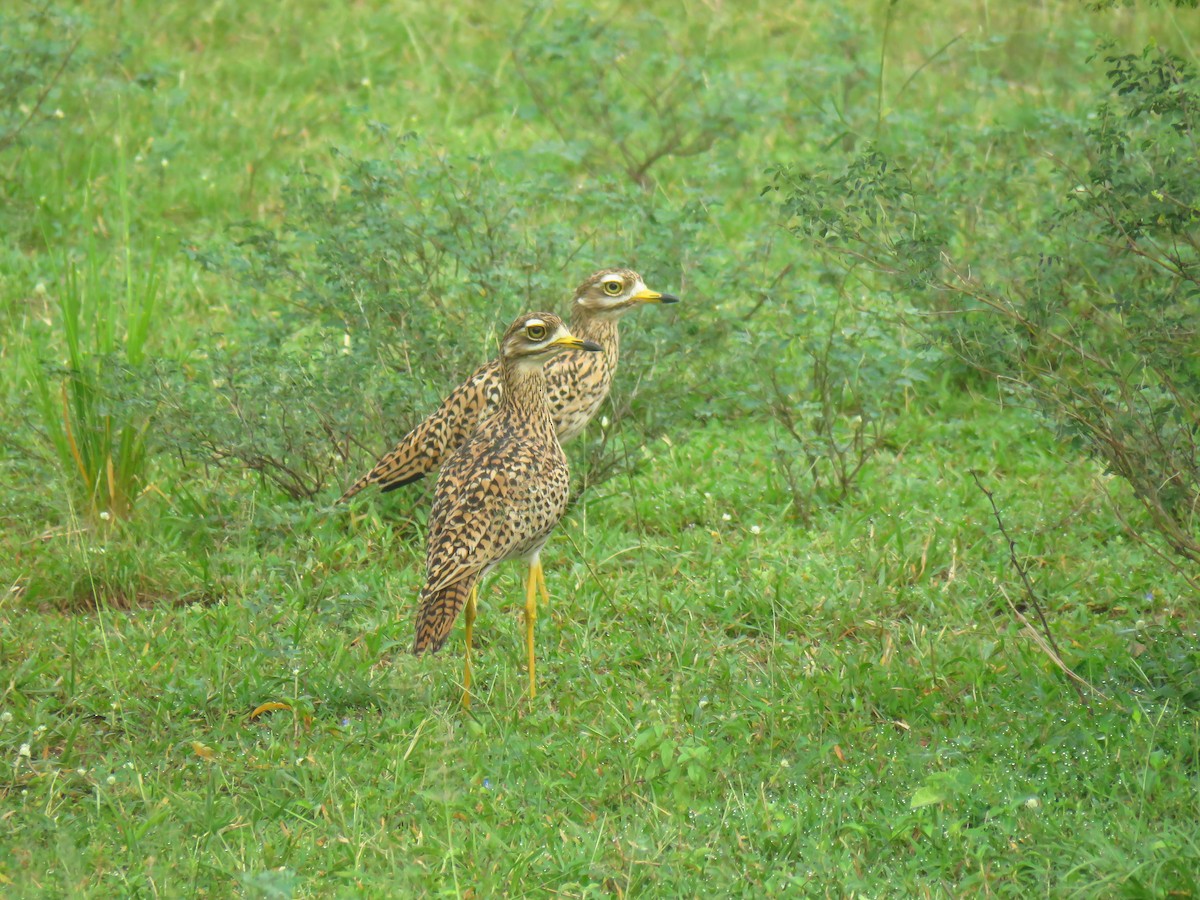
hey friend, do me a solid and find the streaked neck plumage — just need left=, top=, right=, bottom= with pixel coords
left=570, top=307, right=620, bottom=373
left=500, top=358, right=558, bottom=437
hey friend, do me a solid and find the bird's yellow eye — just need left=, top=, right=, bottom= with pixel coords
left=526, top=324, right=547, bottom=341
left=603, top=280, right=623, bottom=296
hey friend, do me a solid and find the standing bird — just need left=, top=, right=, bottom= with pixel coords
left=339, top=268, right=679, bottom=606
left=412, top=312, right=601, bottom=706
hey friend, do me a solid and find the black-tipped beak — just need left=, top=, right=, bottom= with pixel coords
left=632, top=287, right=681, bottom=305
left=553, top=334, right=605, bottom=353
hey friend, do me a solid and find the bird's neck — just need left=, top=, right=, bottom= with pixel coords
left=501, top=360, right=557, bottom=435
left=570, top=308, right=620, bottom=368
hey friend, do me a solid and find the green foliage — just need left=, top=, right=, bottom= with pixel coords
left=0, top=2, right=81, bottom=157
left=0, top=2, right=85, bottom=256
left=1086, top=0, right=1197, bottom=9
left=511, top=2, right=758, bottom=187
left=173, top=137, right=706, bottom=498
left=769, top=41, right=1200, bottom=565
left=764, top=284, right=935, bottom=523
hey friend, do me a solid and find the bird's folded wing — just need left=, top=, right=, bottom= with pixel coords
left=422, top=447, right=534, bottom=595
left=339, top=358, right=501, bottom=500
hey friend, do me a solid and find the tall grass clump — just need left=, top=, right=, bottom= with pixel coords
left=25, top=144, right=160, bottom=523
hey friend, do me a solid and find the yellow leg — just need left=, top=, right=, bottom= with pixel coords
left=524, top=565, right=538, bottom=700
left=532, top=558, right=550, bottom=608
left=462, top=584, right=477, bottom=709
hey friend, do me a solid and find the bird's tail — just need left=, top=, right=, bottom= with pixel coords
left=413, top=574, right=478, bottom=656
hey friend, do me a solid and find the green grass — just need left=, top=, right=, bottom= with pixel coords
left=5, top=405, right=1198, bottom=895
left=3, top=1, right=1199, bottom=896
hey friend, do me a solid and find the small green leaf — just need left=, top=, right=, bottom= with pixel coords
left=910, top=786, right=944, bottom=809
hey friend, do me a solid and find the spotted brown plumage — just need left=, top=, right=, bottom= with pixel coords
left=338, top=268, right=679, bottom=502
left=411, top=312, right=601, bottom=705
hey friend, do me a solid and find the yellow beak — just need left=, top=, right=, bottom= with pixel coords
left=632, top=287, right=681, bottom=304
left=552, top=333, right=603, bottom=352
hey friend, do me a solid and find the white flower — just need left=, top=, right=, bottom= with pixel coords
left=18, top=743, right=31, bottom=759
left=721, top=513, right=732, bottom=522
left=0, top=711, right=12, bottom=723
left=750, top=525, right=761, bottom=535
left=100, top=511, right=111, bottom=521
left=106, top=775, right=116, bottom=785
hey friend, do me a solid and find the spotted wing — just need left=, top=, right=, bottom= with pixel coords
left=419, top=432, right=539, bottom=595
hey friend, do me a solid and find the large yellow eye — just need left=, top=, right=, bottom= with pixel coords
left=526, top=323, right=547, bottom=341
left=603, top=280, right=623, bottom=296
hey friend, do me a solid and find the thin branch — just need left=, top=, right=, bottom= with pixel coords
left=997, top=584, right=1116, bottom=709
left=971, top=470, right=1091, bottom=709
left=741, top=261, right=792, bottom=321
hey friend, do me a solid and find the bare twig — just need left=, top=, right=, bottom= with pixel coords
left=741, top=262, right=793, bottom=321
left=971, top=470, right=1091, bottom=709
left=997, top=584, right=1117, bottom=709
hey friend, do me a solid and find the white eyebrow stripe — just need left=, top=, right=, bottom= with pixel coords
left=525, top=318, right=546, bottom=329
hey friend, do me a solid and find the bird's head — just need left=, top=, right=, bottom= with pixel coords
left=573, top=268, right=680, bottom=318
left=500, top=312, right=602, bottom=369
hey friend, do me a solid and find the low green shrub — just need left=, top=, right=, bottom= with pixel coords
left=769, top=39, right=1200, bottom=566
left=174, top=137, right=709, bottom=499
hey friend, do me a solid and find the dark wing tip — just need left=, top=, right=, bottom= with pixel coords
left=379, top=472, right=427, bottom=493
